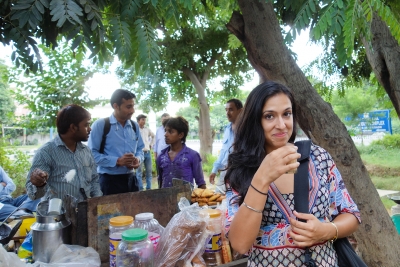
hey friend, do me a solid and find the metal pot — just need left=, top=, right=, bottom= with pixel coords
left=31, top=200, right=71, bottom=263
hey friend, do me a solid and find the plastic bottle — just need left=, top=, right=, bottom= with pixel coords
left=133, top=212, right=163, bottom=250
left=109, top=216, right=134, bottom=267
left=391, top=204, right=400, bottom=234
left=116, top=228, right=154, bottom=267
left=202, top=209, right=223, bottom=266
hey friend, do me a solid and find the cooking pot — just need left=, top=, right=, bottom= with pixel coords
left=31, top=200, right=71, bottom=263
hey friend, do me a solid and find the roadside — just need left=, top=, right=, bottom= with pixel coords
left=377, top=189, right=399, bottom=197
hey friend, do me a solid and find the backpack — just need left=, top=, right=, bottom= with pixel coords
left=99, top=117, right=137, bottom=153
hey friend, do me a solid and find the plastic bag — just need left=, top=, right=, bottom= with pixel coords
left=0, top=245, right=27, bottom=267
left=30, top=244, right=101, bottom=267
left=154, top=197, right=211, bottom=267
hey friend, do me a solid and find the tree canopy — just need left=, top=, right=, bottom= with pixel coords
left=10, top=41, right=102, bottom=128
left=0, top=0, right=218, bottom=74
left=0, top=61, right=15, bottom=126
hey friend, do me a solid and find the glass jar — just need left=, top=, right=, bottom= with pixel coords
left=202, top=209, right=223, bottom=266
left=116, top=228, right=154, bottom=267
left=133, top=212, right=163, bottom=250
left=109, top=216, right=134, bottom=267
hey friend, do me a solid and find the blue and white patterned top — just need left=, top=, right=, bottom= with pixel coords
left=225, top=144, right=361, bottom=267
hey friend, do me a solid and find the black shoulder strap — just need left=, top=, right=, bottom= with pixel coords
left=293, top=140, right=316, bottom=267
left=130, top=119, right=136, bottom=133
left=294, top=140, right=312, bottom=220
left=100, top=117, right=111, bottom=154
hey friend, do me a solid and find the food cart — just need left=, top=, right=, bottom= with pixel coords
left=67, top=183, right=246, bottom=267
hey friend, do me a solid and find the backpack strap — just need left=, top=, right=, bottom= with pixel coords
left=99, top=118, right=137, bottom=153
left=293, top=140, right=312, bottom=221
left=100, top=118, right=111, bottom=154
left=293, top=140, right=316, bottom=267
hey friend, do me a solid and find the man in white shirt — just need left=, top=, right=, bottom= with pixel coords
left=136, top=114, right=155, bottom=190
left=153, top=113, right=170, bottom=161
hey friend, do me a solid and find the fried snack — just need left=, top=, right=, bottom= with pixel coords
left=201, top=189, right=214, bottom=198
left=196, top=197, right=209, bottom=203
left=198, top=202, right=208, bottom=207
left=155, top=209, right=207, bottom=267
left=208, top=193, right=221, bottom=202
left=191, top=197, right=197, bottom=203
left=193, top=188, right=204, bottom=197
left=207, top=201, right=218, bottom=206
left=191, top=191, right=196, bottom=197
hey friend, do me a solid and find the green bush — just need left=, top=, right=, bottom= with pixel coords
left=372, top=134, right=400, bottom=149
left=0, top=139, right=31, bottom=197
left=202, top=154, right=218, bottom=176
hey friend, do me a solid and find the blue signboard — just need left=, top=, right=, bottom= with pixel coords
left=357, top=109, right=392, bottom=134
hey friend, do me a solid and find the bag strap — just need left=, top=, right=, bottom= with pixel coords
left=100, top=118, right=137, bottom=153
left=294, top=140, right=312, bottom=221
left=293, top=140, right=316, bottom=267
left=100, top=118, right=111, bottom=154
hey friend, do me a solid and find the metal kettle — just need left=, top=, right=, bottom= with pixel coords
left=31, top=199, right=71, bottom=263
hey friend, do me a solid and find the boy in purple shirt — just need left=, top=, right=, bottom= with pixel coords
left=156, top=116, right=207, bottom=189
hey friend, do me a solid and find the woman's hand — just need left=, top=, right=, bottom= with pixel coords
left=253, top=145, right=300, bottom=185
left=289, top=211, right=333, bottom=247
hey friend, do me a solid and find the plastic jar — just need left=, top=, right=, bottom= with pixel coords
left=202, top=209, right=223, bottom=266
left=116, top=228, right=154, bottom=267
left=109, top=216, right=134, bottom=267
left=133, top=213, right=163, bottom=250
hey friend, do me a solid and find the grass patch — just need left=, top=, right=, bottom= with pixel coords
left=358, top=144, right=400, bottom=168
left=370, top=176, right=400, bottom=191
left=381, top=196, right=397, bottom=214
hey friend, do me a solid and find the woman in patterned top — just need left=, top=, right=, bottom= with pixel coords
left=224, top=81, right=361, bottom=267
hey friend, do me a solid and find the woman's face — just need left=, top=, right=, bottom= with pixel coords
left=164, top=126, right=184, bottom=145
left=261, top=93, right=293, bottom=153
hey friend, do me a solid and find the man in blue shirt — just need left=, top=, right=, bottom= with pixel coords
left=209, top=99, right=243, bottom=193
left=0, top=166, right=40, bottom=221
left=88, top=89, right=144, bottom=195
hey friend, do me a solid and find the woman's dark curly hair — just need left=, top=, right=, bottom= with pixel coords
left=224, top=81, right=297, bottom=205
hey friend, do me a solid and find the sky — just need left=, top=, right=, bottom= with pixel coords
left=0, top=29, right=323, bottom=131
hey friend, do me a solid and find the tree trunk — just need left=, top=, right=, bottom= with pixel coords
left=363, top=13, right=400, bottom=119
left=182, top=68, right=213, bottom=159
left=226, top=1, right=400, bottom=266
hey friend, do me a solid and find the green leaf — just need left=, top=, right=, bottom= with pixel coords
left=309, top=0, right=316, bottom=13
left=71, top=35, right=83, bottom=50
left=91, top=19, right=98, bottom=30
left=84, top=4, right=91, bottom=13
left=35, top=1, right=45, bottom=14
left=39, top=0, right=49, bottom=8
left=337, top=0, right=343, bottom=9
left=11, top=4, right=32, bottom=10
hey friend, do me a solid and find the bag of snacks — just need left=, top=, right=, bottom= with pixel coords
left=154, top=198, right=211, bottom=267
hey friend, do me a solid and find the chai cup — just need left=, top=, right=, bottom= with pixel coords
left=47, top=198, right=62, bottom=216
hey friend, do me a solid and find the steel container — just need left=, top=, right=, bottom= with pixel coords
left=31, top=201, right=71, bottom=263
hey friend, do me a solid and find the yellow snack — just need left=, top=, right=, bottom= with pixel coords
left=193, top=188, right=204, bottom=197
left=208, top=193, right=221, bottom=202
left=207, top=201, right=218, bottom=206
left=201, top=188, right=214, bottom=198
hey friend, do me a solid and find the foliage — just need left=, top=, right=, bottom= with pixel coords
left=0, top=139, right=31, bottom=197
left=9, top=41, right=103, bottom=128
left=280, top=0, right=400, bottom=105
left=0, top=0, right=218, bottom=74
left=117, top=12, right=251, bottom=114
left=0, top=61, right=16, bottom=126
left=372, top=134, right=400, bottom=149
left=176, top=103, right=235, bottom=137
left=329, top=79, right=385, bottom=134
left=201, top=153, right=218, bottom=175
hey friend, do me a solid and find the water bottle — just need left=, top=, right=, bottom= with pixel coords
left=133, top=212, right=163, bottom=250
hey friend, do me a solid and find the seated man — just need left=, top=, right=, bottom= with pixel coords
left=0, top=166, right=40, bottom=222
